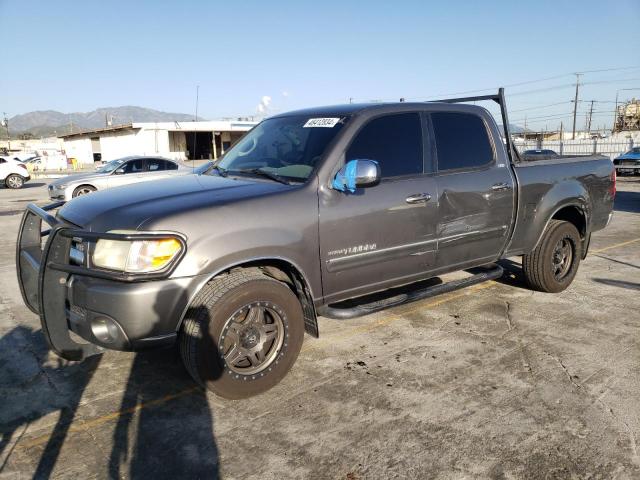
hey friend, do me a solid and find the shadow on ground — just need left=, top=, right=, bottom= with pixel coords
left=591, top=278, right=640, bottom=291
left=495, top=258, right=531, bottom=290
left=0, top=324, right=221, bottom=478
left=613, top=189, right=640, bottom=213
left=0, top=182, right=46, bottom=190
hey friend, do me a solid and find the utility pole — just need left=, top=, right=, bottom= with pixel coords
left=193, top=85, right=199, bottom=165
left=195, top=85, right=199, bottom=122
left=1, top=113, right=9, bottom=151
left=571, top=73, right=581, bottom=140
left=587, top=100, right=594, bottom=133
left=613, top=90, right=619, bottom=132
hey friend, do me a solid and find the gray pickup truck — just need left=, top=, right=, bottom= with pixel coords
left=17, top=89, right=615, bottom=399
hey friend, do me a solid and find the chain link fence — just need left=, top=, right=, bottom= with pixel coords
left=514, top=138, right=635, bottom=160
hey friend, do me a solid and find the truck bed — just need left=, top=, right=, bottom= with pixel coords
left=505, top=155, right=615, bottom=256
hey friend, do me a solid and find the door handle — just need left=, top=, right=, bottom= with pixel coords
left=491, top=183, right=512, bottom=191
left=406, top=193, right=432, bottom=204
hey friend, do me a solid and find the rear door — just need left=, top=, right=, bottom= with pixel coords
left=146, top=158, right=175, bottom=178
left=319, top=112, right=439, bottom=303
left=430, top=111, right=515, bottom=269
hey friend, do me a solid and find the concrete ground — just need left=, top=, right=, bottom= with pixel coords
left=0, top=177, right=639, bottom=480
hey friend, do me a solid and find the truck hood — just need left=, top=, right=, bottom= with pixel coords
left=58, top=174, right=292, bottom=230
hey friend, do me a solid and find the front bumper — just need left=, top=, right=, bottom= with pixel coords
left=16, top=203, right=196, bottom=360
left=614, top=161, right=640, bottom=174
left=47, top=184, right=67, bottom=200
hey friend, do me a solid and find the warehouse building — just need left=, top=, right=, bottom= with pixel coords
left=60, top=120, right=257, bottom=165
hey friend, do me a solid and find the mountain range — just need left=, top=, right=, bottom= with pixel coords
left=8, top=106, right=200, bottom=138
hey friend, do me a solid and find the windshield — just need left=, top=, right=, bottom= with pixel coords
left=215, top=115, right=347, bottom=181
left=631, top=147, right=640, bottom=154
left=97, top=158, right=127, bottom=173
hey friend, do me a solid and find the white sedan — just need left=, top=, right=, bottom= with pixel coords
left=48, top=156, right=192, bottom=201
left=0, top=156, right=31, bottom=189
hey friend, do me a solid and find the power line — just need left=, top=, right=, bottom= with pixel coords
left=582, top=77, right=640, bottom=86
left=509, top=101, right=573, bottom=113
left=575, top=66, right=640, bottom=74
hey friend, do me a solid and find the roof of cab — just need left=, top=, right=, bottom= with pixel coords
left=269, top=101, right=484, bottom=119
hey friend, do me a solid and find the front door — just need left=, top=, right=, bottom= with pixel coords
left=108, top=157, right=147, bottom=187
left=430, top=111, right=515, bottom=269
left=319, top=112, right=439, bottom=304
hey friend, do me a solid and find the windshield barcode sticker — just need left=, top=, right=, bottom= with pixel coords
left=303, top=118, right=341, bottom=128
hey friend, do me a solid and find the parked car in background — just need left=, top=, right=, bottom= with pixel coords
left=23, top=156, right=45, bottom=172
left=522, top=149, right=559, bottom=160
left=613, top=147, right=640, bottom=175
left=47, top=155, right=192, bottom=200
left=9, top=153, right=38, bottom=162
left=0, top=156, right=31, bottom=189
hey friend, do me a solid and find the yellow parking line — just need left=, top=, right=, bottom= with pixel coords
left=19, top=387, right=200, bottom=450
left=591, top=237, right=640, bottom=254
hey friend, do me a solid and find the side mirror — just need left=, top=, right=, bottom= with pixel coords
left=114, top=168, right=125, bottom=175
left=332, top=159, right=380, bottom=193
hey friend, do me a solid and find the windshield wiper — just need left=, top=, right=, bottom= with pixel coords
left=237, top=168, right=291, bottom=185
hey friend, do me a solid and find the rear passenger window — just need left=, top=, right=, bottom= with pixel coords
left=148, top=159, right=164, bottom=171
left=148, top=159, right=177, bottom=171
left=346, top=113, right=423, bottom=178
left=431, top=112, right=493, bottom=171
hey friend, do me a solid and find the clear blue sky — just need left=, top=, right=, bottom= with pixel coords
left=1, top=0, right=639, bottom=130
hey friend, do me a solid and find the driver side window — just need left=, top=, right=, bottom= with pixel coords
left=346, top=113, right=423, bottom=178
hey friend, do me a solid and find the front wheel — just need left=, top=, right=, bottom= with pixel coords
left=180, top=269, right=305, bottom=399
left=5, top=174, right=24, bottom=189
left=522, top=220, right=582, bottom=293
left=72, top=185, right=96, bottom=197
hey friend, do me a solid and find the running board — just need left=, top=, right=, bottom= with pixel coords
left=318, top=264, right=503, bottom=320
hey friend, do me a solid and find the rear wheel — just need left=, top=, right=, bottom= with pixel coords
left=522, top=220, right=582, bottom=293
left=5, top=174, right=24, bottom=189
left=72, top=185, right=96, bottom=197
left=180, top=269, right=305, bottom=399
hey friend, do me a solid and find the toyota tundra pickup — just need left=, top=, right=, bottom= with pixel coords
left=17, top=89, right=615, bottom=399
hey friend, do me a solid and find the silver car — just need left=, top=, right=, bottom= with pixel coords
left=48, top=156, right=192, bottom=201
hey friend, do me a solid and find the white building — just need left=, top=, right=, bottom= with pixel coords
left=60, top=120, right=257, bottom=165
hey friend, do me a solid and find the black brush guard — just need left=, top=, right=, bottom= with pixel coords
left=16, top=202, right=185, bottom=361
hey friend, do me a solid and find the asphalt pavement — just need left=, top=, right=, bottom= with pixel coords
left=1, top=177, right=639, bottom=479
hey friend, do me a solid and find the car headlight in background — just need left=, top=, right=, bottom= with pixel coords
left=92, top=231, right=183, bottom=273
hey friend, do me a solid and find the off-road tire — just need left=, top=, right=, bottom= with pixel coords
left=522, top=220, right=582, bottom=293
left=72, top=185, right=96, bottom=197
left=5, top=174, right=24, bottom=189
left=179, top=269, right=305, bottom=399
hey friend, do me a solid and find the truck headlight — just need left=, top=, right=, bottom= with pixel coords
left=92, top=231, right=183, bottom=273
